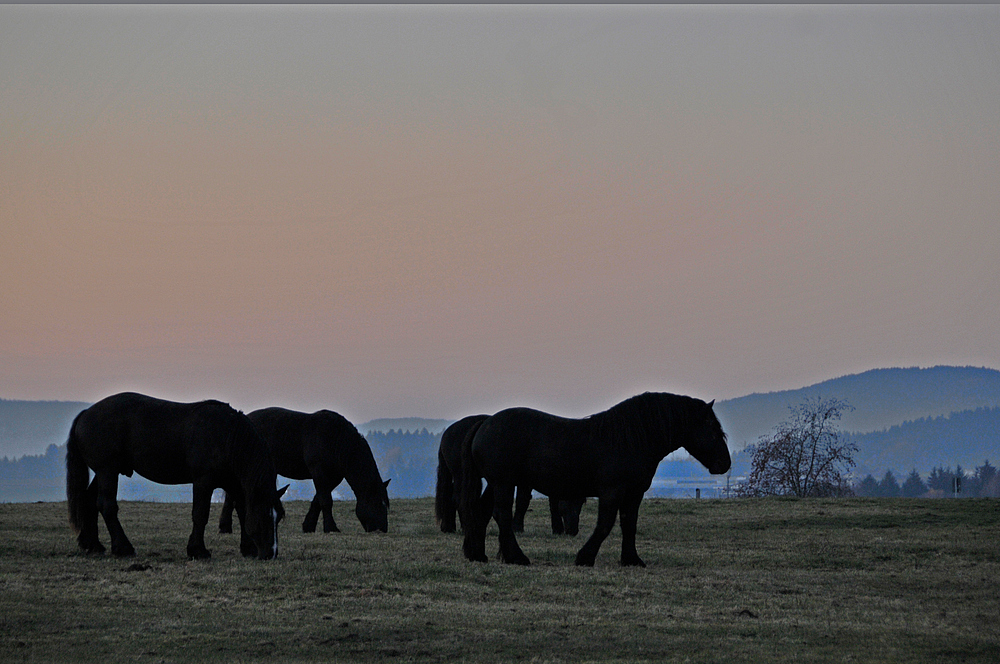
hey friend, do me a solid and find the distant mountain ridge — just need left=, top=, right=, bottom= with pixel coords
left=714, top=366, right=1000, bottom=450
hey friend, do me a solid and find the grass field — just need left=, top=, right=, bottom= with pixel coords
left=1, top=497, right=998, bottom=663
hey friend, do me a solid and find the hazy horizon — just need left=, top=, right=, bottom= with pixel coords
left=3, top=5, right=999, bottom=424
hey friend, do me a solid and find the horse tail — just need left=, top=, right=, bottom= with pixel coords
left=65, top=414, right=90, bottom=534
left=434, top=447, right=454, bottom=530
left=459, top=417, right=489, bottom=562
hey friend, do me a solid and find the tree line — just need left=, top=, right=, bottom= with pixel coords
left=2, top=407, right=998, bottom=501
left=854, top=462, right=999, bottom=498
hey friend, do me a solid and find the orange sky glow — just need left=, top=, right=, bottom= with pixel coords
left=3, top=5, right=999, bottom=423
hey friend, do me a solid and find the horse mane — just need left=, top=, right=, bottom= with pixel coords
left=586, top=392, right=705, bottom=457
left=223, top=405, right=277, bottom=492
left=317, top=410, right=386, bottom=494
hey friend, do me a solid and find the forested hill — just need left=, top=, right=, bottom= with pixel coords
left=848, top=407, right=1000, bottom=477
left=715, top=366, right=1000, bottom=450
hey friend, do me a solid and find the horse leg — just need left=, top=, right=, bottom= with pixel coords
left=321, top=490, right=339, bottom=533
left=450, top=482, right=464, bottom=532
left=77, top=476, right=105, bottom=554
left=549, top=497, right=565, bottom=535
left=302, top=492, right=321, bottom=533
left=618, top=491, right=646, bottom=567
left=575, top=494, right=620, bottom=567
left=563, top=498, right=584, bottom=537
left=309, top=476, right=340, bottom=533
left=493, top=483, right=530, bottom=565
left=512, top=486, right=531, bottom=533
left=186, top=482, right=213, bottom=560
left=230, top=489, right=258, bottom=558
left=218, top=491, right=235, bottom=534
left=95, top=471, right=135, bottom=557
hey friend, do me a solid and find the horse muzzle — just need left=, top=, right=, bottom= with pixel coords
left=708, top=459, right=732, bottom=475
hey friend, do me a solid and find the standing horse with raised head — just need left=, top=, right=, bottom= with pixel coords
left=220, top=407, right=390, bottom=534
left=66, top=392, right=286, bottom=560
left=460, top=392, right=730, bottom=567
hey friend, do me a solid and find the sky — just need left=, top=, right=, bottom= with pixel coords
left=2, top=4, right=999, bottom=424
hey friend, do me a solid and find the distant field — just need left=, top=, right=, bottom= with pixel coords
left=1, top=498, right=997, bottom=663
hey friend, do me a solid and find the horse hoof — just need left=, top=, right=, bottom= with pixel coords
left=574, top=555, right=596, bottom=567
left=219, top=526, right=233, bottom=534
left=112, top=546, right=137, bottom=558
left=80, top=539, right=106, bottom=555
left=621, top=557, right=647, bottom=568
left=188, top=548, right=212, bottom=560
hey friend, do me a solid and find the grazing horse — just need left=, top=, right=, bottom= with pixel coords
left=436, top=415, right=583, bottom=535
left=220, top=407, right=390, bottom=534
left=460, top=392, right=730, bottom=567
left=66, top=392, right=286, bottom=560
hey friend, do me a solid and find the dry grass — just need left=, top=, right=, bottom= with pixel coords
left=1, top=497, right=998, bottom=662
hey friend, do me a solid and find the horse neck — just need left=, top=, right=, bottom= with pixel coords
left=342, top=443, right=383, bottom=500
left=596, top=396, right=686, bottom=463
left=231, top=428, right=276, bottom=494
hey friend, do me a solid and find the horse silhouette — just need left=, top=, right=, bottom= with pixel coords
left=219, top=407, right=390, bottom=534
left=66, top=392, right=286, bottom=560
left=437, top=414, right=583, bottom=535
left=460, top=392, right=730, bottom=566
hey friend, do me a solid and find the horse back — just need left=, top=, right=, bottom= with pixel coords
left=247, top=407, right=314, bottom=479
left=472, top=408, right=601, bottom=498
left=248, top=407, right=369, bottom=482
left=72, top=392, right=243, bottom=485
left=440, top=414, right=489, bottom=475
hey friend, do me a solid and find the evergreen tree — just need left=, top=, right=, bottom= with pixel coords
left=972, top=460, right=1000, bottom=498
left=878, top=470, right=901, bottom=497
left=974, top=460, right=999, bottom=497
left=926, top=466, right=954, bottom=494
left=901, top=470, right=927, bottom=497
left=855, top=474, right=879, bottom=497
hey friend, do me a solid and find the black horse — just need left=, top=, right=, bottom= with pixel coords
left=435, top=414, right=488, bottom=533
left=436, top=414, right=583, bottom=535
left=460, top=392, right=730, bottom=567
left=220, top=407, right=390, bottom=534
left=66, top=392, right=286, bottom=560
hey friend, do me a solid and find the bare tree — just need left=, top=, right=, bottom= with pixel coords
left=737, top=397, right=857, bottom=498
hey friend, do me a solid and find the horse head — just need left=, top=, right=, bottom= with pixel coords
left=683, top=399, right=731, bottom=475
left=356, top=479, right=391, bottom=533
left=244, top=484, right=288, bottom=560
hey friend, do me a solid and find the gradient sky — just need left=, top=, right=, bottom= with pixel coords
left=3, top=4, right=999, bottom=424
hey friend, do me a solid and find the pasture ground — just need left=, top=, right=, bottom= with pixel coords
left=0, top=497, right=998, bottom=663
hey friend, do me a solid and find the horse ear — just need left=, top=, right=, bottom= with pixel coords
left=383, top=479, right=391, bottom=488
left=707, top=399, right=715, bottom=409
left=277, top=484, right=289, bottom=499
